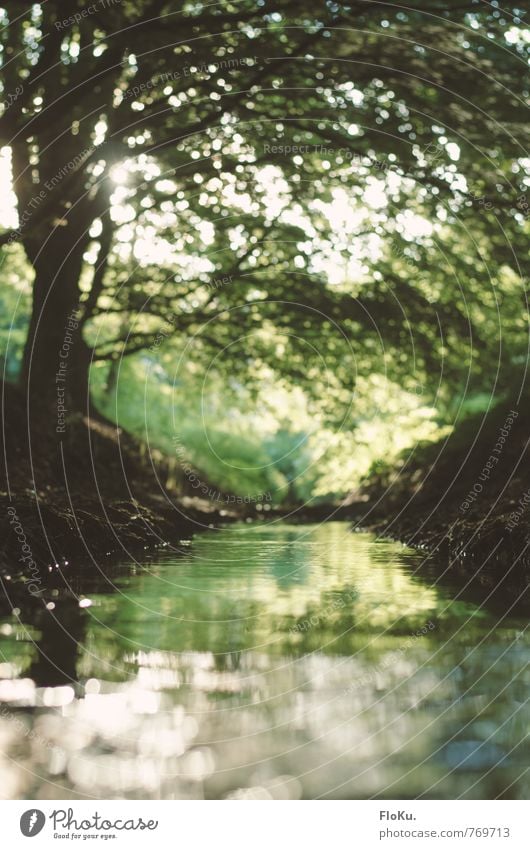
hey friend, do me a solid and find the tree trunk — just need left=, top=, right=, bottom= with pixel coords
left=21, top=231, right=91, bottom=424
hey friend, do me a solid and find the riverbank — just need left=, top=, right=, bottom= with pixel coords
left=359, top=399, right=530, bottom=589
left=3, top=379, right=529, bottom=595
left=0, top=381, right=245, bottom=591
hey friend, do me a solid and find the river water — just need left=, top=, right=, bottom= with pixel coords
left=0, top=522, right=528, bottom=800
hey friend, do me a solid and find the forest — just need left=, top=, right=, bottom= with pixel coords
left=1, top=1, right=528, bottom=565
left=0, top=0, right=529, bottom=804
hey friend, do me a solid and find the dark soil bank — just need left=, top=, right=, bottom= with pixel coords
left=0, top=382, right=243, bottom=596
left=359, top=399, right=530, bottom=591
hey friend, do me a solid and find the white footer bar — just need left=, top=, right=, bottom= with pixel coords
left=1, top=800, right=526, bottom=848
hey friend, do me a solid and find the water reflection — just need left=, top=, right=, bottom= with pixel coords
left=0, top=523, right=528, bottom=799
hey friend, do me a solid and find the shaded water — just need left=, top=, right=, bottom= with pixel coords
left=0, top=522, right=528, bottom=800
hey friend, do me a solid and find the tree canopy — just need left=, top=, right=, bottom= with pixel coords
left=0, top=0, right=529, bottom=498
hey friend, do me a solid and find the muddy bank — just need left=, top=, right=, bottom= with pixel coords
left=358, top=400, right=530, bottom=590
left=0, top=382, right=246, bottom=597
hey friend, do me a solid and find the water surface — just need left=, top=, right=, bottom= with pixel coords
left=0, top=522, right=528, bottom=799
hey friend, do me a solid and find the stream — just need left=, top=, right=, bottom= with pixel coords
left=0, top=522, right=528, bottom=799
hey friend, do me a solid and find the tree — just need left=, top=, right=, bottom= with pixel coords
left=1, top=0, right=528, bottom=423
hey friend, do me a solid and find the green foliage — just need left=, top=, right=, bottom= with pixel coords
left=0, top=2, right=528, bottom=500
left=1, top=0, right=528, bottom=397
left=90, top=353, right=443, bottom=504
